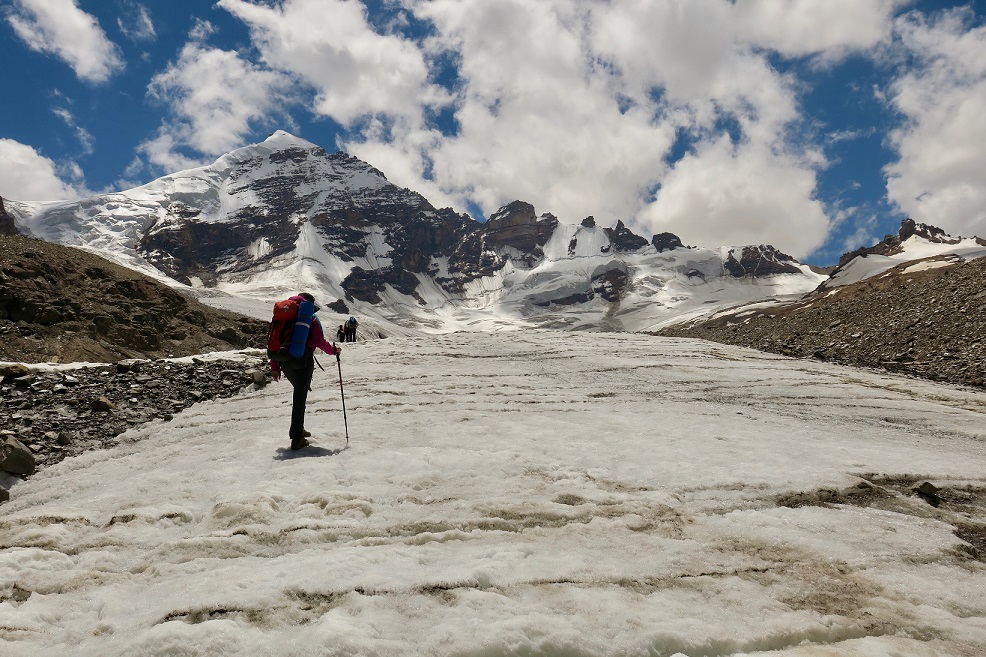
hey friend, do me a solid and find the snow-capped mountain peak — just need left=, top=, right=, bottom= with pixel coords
left=5, top=134, right=840, bottom=333
left=260, top=129, right=319, bottom=150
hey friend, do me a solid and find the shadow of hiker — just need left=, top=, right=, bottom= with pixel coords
left=274, top=444, right=348, bottom=460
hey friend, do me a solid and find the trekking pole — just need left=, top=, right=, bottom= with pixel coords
left=334, top=343, right=349, bottom=445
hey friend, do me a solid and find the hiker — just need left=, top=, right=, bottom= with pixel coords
left=345, top=316, right=359, bottom=342
left=269, top=293, right=341, bottom=450
left=336, top=324, right=345, bottom=342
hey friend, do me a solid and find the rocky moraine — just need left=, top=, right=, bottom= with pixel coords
left=1, top=355, right=270, bottom=501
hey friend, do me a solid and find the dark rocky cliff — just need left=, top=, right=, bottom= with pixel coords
left=723, top=245, right=803, bottom=277
left=0, top=198, right=18, bottom=236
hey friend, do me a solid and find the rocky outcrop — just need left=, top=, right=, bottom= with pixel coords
left=652, top=232, right=684, bottom=252
left=433, top=201, right=560, bottom=294
left=137, top=144, right=438, bottom=285
left=0, top=197, right=18, bottom=236
left=723, top=245, right=803, bottom=277
left=0, top=233, right=267, bottom=363
left=530, top=261, right=629, bottom=308
left=606, top=221, right=649, bottom=252
left=837, top=218, right=985, bottom=267
left=479, top=201, right=558, bottom=256
left=591, top=264, right=629, bottom=303
left=656, top=253, right=986, bottom=389
left=140, top=210, right=295, bottom=286
left=340, top=204, right=479, bottom=303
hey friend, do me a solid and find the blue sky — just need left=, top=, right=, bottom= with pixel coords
left=2, top=0, right=986, bottom=265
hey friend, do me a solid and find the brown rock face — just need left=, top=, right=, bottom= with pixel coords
left=137, top=147, right=438, bottom=284
left=0, top=233, right=267, bottom=363
left=483, top=203, right=558, bottom=256
left=0, top=197, right=18, bottom=236
left=432, top=201, right=560, bottom=295
left=481, top=201, right=546, bottom=253
left=141, top=213, right=295, bottom=286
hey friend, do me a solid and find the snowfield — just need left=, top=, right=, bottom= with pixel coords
left=2, top=332, right=985, bottom=656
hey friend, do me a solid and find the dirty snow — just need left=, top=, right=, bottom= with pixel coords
left=1, top=332, right=985, bottom=656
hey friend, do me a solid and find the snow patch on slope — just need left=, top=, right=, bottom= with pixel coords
left=828, top=235, right=986, bottom=287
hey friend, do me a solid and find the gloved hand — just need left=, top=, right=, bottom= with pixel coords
left=271, top=370, right=281, bottom=382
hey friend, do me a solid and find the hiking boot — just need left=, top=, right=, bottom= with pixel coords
left=303, top=430, right=312, bottom=437
left=290, top=437, right=310, bottom=451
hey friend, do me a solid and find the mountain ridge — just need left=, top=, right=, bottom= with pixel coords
left=3, top=131, right=829, bottom=334
left=3, top=131, right=984, bottom=339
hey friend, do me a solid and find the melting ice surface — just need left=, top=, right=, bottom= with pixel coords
left=1, top=332, right=985, bottom=656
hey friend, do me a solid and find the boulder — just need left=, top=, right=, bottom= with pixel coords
left=12, top=374, right=36, bottom=387
left=912, top=481, right=939, bottom=496
left=116, top=359, right=145, bottom=373
left=92, top=397, right=116, bottom=411
left=0, top=363, right=31, bottom=378
left=1, top=437, right=36, bottom=475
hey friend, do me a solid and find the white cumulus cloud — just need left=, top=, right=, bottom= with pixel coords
left=390, top=0, right=676, bottom=223
left=0, top=139, right=84, bottom=201
left=397, top=0, right=893, bottom=256
left=639, top=137, right=829, bottom=255
left=218, top=0, right=443, bottom=127
left=140, top=22, right=294, bottom=172
left=732, top=0, right=905, bottom=59
left=6, top=0, right=124, bottom=83
left=885, top=8, right=986, bottom=239
left=196, top=0, right=917, bottom=257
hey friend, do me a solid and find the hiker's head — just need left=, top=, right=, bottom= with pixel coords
left=298, top=292, right=320, bottom=311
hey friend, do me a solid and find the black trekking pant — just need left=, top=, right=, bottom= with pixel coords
left=281, top=353, right=314, bottom=440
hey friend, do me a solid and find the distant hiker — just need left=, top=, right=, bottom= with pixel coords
left=336, top=324, right=345, bottom=342
left=345, top=316, right=359, bottom=342
left=267, top=293, right=341, bottom=450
